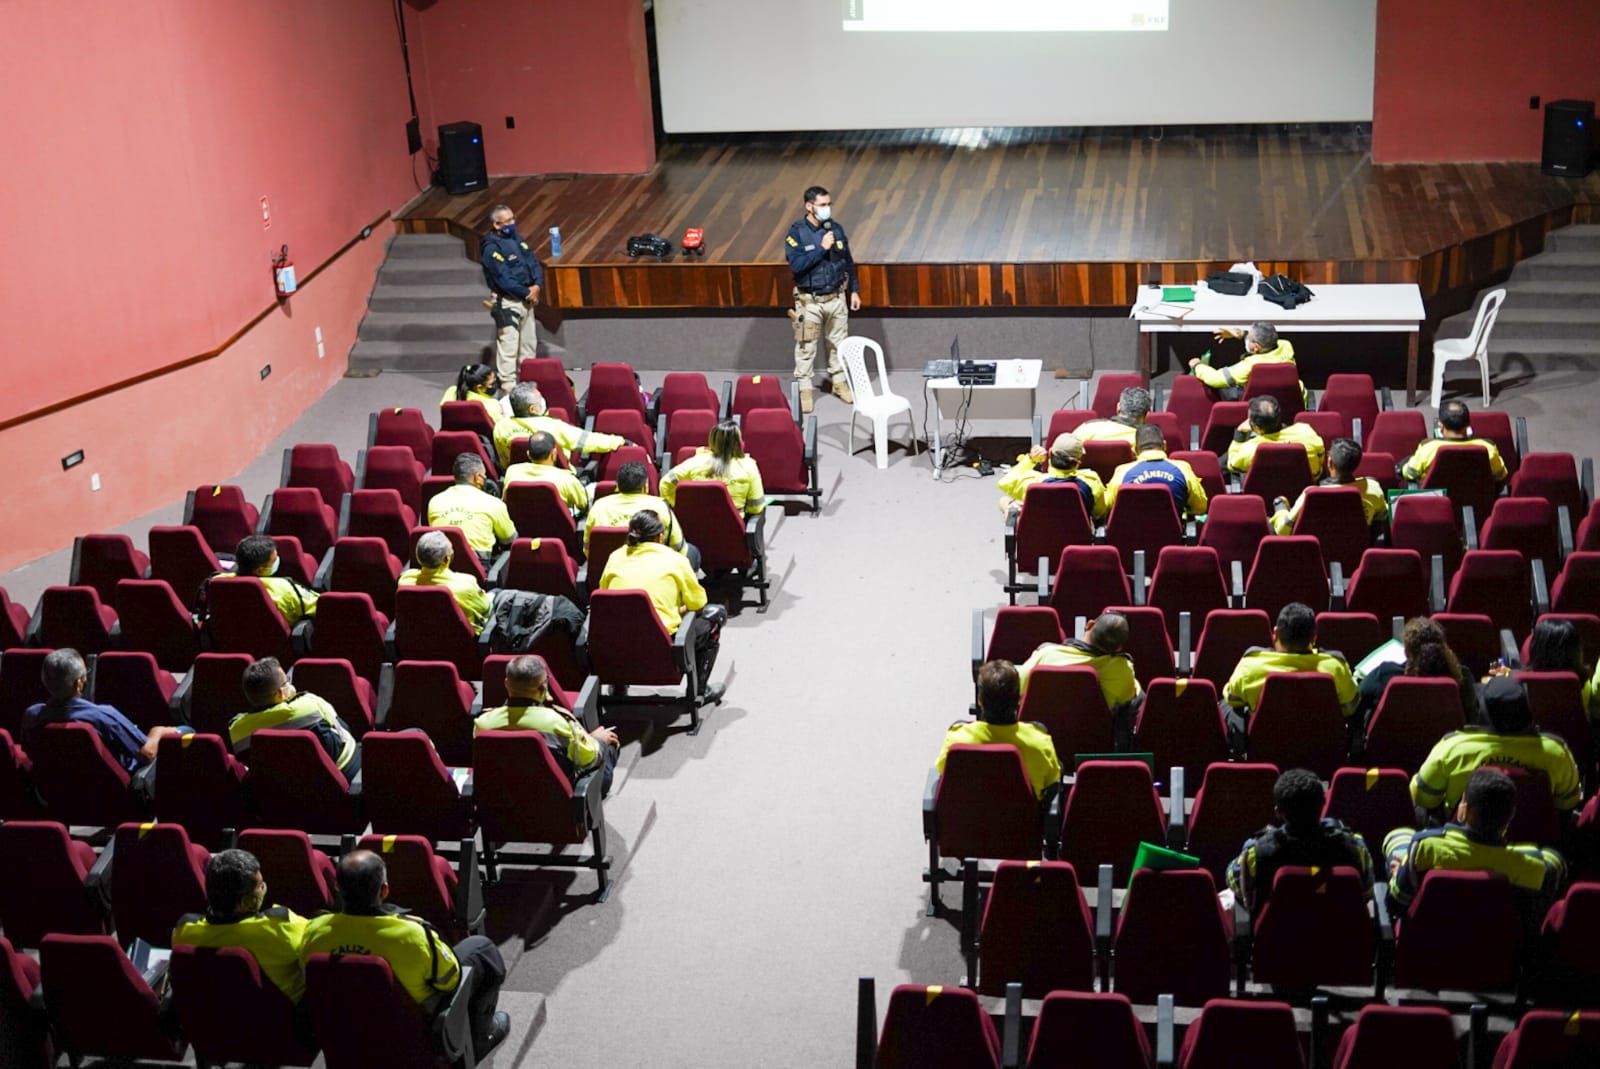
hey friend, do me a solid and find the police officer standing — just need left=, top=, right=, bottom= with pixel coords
left=785, top=185, right=860, bottom=414
left=480, top=203, right=543, bottom=392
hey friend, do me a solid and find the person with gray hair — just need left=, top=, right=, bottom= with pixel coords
left=479, top=202, right=543, bottom=388
left=22, top=648, right=182, bottom=771
left=425, top=452, right=517, bottom=558
left=474, top=654, right=620, bottom=795
left=1188, top=319, right=1306, bottom=401
left=1072, top=386, right=1152, bottom=446
left=490, top=381, right=628, bottom=469
left=398, top=529, right=493, bottom=632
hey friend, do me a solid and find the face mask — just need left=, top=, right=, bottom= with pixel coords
left=814, top=206, right=831, bottom=223
left=266, top=557, right=280, bottom=576
left=499, top=223, right=519, bottom=238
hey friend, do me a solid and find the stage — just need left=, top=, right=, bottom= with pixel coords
left=396, top=126, right=1599, bottom=325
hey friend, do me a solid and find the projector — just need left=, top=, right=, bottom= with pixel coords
left=957, top=360, right=997, bottom=385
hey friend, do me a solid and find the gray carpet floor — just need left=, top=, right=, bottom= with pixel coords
left=7, top=339, right=1598, bottom=1066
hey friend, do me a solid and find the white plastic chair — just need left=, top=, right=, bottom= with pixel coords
left=838, top=336, right=915, bottom=469
left=1430, top=288, right=1506, bottom=410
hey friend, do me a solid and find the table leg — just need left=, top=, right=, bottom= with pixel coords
left=1139, top=331, right=1153, bottom=387
left=928, top=382, right=943, bottom=471
left=1406, top=331, right=1419, bottom=407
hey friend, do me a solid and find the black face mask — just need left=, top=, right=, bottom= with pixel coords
left=498, top=224, right=519, bottom=239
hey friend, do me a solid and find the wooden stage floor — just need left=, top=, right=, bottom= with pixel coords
left=397, top=126, right=1599, bottom=318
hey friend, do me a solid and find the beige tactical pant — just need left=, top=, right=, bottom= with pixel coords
left=792, top=288, right=849, bottom=382
left=493, top=296, right=538, bottom=386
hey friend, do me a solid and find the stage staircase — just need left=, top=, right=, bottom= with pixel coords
left=1437, top=223, right=1600, bottom=376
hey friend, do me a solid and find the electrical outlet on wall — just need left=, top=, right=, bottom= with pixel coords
left=315, top=325, right=325, bottom=359
left=90, top=473, right=101, bottom=491
left=1530, top=95, right=1541, bottom=110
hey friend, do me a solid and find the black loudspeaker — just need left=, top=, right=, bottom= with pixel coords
left=1542, top=100, right=1594, bottom=178
left=437, top=121, right=488, bottom=194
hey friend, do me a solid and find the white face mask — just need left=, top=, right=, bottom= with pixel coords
left=814, top=205, right=832, bottom=223
left=266, top=557, right=280, bottom=576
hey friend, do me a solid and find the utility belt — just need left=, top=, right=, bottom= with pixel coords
left=794, top=282, right=846, bottom=301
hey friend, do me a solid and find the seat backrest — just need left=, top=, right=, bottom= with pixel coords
left=1346, top=548, right=1429, bottom=624
left=1044, top=410, right=1096, bottom=442
left=1551, top=554, right=1600, bottom=616
left=304, top=953, right=438, bottom=1069
left=263, top=488, right=338, bottom=560
left=1394, top=870, right=1521, bottom=993
left=1333, top=1005, right=1456, bottom=1069
left=345, top=487, right=418, bottom=559
left=1163, top=374, right=1216, bottom=443
left=1191, top=609, right=1272, bottom=689
left=838, top=336, right=893, bottom=405
left=187, top=485, right=260, bottom=554
left=154, top=733, right=248, bottom=849
left=1245, top=536, right=1329, bottom=618
left=283, top=443, right=354, bottom=512
left=1481, top=497, right=1560, bottom=572
left=146, top=526, right=223, bottom=611
left=1146, top=545, right=1228, bottom=641
left=387, top=660, right=476, bottom=766
left=1015, top=482, right=1095, bottom=567
left=1105, top=484, right=1184, bottom=573
left=1145, top=411, right=1187, bottom=454
left=587, top=523, right=630, bottom=576
left=1389, top=495, right=1465, bottom=581
left=206, top=577, right=295, bottom=663
left=1315, top=612, right=1385, bottom=667
left=1196, top=493, right=1270, bottom=570
left=39, top=933, right=178, bottom=1062
left=236, top=829, right=337, bottom=916
left=1252, top=866, right=1375, bottom=989
left=1470, top=406, right=1518, bottom=477
left=393, top=585, right=481, bottom=680
left=1242, top=362, right=1304, bottom=420
left=328, top=539, right=403, bottom=618
left=1186, top=762, right=1280, bottom=881
left=1293, top=487, right=1371, bottom=573
left=742, top=408, right=807, bottom=491
left=170, top=943, right=315, bottom=1068
left=439, top=400, right=498, bottom=439
left=1105, top=605, right=1175, bottom=688
left=1239, top=443, right=1313, bottom=504
left=503, top=481, right=581, bottom=554
left=1491, top=1009, right=1600, bottom=1069
left=36, top=586, right=117, bottom=654
left=1048, top=546, right=1129, bottom=624
left=1323, top=766, right=1414, bottom=852
left=431, top=430, right=498, bottom=479
left=586, top=362, right=646, bottom=418
left=1365, top=678, right=1466, bottom=774
left=0, top=649, right=51, bottom=738
left=1294, top=409, right=1346, bottom=444
left=731, top=375, right=790, bottom=421
left=1355, top=450, right=1402, bottom=493
left=1027, top=991, right=1152, bottom=1069
left=1135, top=678, right=1229, bottom=788
left=501, top=538, right=582, bottom=602
left=663, top=408, right=719, bottom=460
left=1059, top=760, right=1166, bottom=886
left=473, top=731, right=586, bottom=846
left=1422, top=446, right=1499, bottom=531
left=0, top=728, right=39, bottom=821
left=1179, top=999, right=1304, bottom=1069
left=934, top=745, right=1041, bottom=863
left=1447, top=549, right=1532, bottom=639
left=985, top=606, right=1065, bottom=665
left=1510, top=452, right=1583, bottom=518
left=88, top=650, right=175, bottom=733
left=481, top=653, right=576, bottom=711
left=1316, top=374, right=1379, bottom=440
left=28, top=722, right=140, bottom=827
left=0, top=588, right=29, bottom=653
left=1481, top=762, right=1562, bottom=847
left=0, top=821, right=107, bottom=947
left=71, top=534, right=150, bottom=604
left=361, top=731, right=471, bottom=843
left=290, top=658, right=375, bottom=736
left=0, top=933, right=52, bottom=1068
left=357, top=834, right=457, bottom=935
left=519, top=357, right=580, bottom=417
left=358, top=448, right=427, bottom=516
left=657, top=372, right=719, bottom=419
left=182, top=651, right=255, bottom=739
left=1113, top=867, right=1232, bottom=1005
left=111, top=822, right=208, bottom=947
left=1366, top=410, right=1428, bottom=461
left=595, top=444, right=659, bottom=491
left=369, top=408, right=434, bottom=467
left=313, top=590, right=389, bottom=685
left=114, top=579, right=198, bottom=672
left=588, top=589, right=678, bottom=685
left=1200, top=401, right=1250, bottom=455
left=675, top=482, right=754, bottom=570
left=1431, top=613, right=1502, bottom=678
left=877, top=984, right=1001, bottom=1069
left=595, top=408, right=656, bottom=456
left=1248, top=672, right=1347, bottom=779
left=976, top=860, right=1094, bottom=997
left=1018, top=665, right=1113, bottom=761
left=246, top=730, right=360, bottom=835
left=1082, top=439, right=1136, bottom=483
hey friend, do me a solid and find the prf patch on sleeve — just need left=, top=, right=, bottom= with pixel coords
left=491, top=251, right=505, bottom=261
left=785, top=235, right=798, bottom=247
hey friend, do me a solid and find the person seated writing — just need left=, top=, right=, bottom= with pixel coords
left=1354, top=616, right=1479, bottom=731
left=492, top=383, right=627, bottom=469
left=1221, top=602, right=1358, bottom=741
left=1187, top=321, right=1305, bottom=401
left=598, top=510, right=726, bottom=703
left=937, top=659, right=1061, bottom=800
left=475, top=654, right=620, bottom=796
left=1226, top=768, right=1375, bottom=918
left=1104, top=424, right=1209, bottom=520
left=1399, top=398, right=1509, bottom=483
left=440, top=363, right=503, bottom=423
left=1017, top=612, right=1142, bottom=744
left=399, top=530, right=494, bottom=633
left=427, top=453, right=517, bottom=561
left=586, top=460, right=694, bottom=567
left=1225, top=394, right=1325, bottom=475
left=502, top=430, right=590, bottom=518
left=1071, top=387, right=1151, bottom=445
left=230, top=656, right=360, bottom=777
left=232, top=534, right=318, bottom=626
left=173, top=848, right=311, bottom=1004
left=660, top=419, right=768, bottom=516
left=23, top=648, right=183, bottom=772
left=1270, top=437, right=1388, bottom=535
left=997, top=433, right=1106, bottom=521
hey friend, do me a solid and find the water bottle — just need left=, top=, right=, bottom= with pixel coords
left=549, top=226, right=562, bottom=258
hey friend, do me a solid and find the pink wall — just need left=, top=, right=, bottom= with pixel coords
left=1373, top=0, right=1600, bottom=163
left=405, top=0, right=655, bottom=176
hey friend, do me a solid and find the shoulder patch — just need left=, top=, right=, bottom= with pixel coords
left=263, top=906, right=292, bottom=920
left=519, top=241, right=529, bottom=250
left=785, top=236, right=798, bottom=247
left=491, top=251, right=505, bottom=261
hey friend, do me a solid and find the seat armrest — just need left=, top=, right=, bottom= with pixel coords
left=457, top=838, right=486, bottom=934
left=1532, top=557, right=1550, bottom=617
left=645, top=388, right=660, bottom=424
left=1380, top=387, right=1394, bottom=411
left=1513, top=415, right=1529, bottom=461
left=1166, top=767, right=1186, bottom=848
left=1500, top=629, right=1522, bottom=670
left=803, top=414, right=819, bottom=464
left=1558, top=506, right=1575, bottom=560
left=1329, top=561, right=1346, bottom=610
left=571, top=763, right=605, bottom=829
left=87, top=840, right=116, bottom=914
left=346, top=768, right=363, bottom=798
left=1310, top=997, right=1331, bottom=1068
left=1153, top=382, right=1166, bottom=411
left=291, top=619, right=314, bottom=658
left=23, top=596, right=42, bottom=646
left=384, top=620, right=398, bottom=663
left=959, top=858, right=980, bottom=972
left=1155, top=994, right=1176, bottom=1069
left=583, top=414, right=595, bottom=434
left=654, top=414, right=667, bottom=460
left=1036, top=557, right=1049, bottom=601
left=1183, top=518, right=1197, bottom=545
left=485, top=550, right=510, bottom=590
left=312, top=547, right=336, bottom=591
left=1094, top=863, right=1114, bottom=989
left=468, top=686, right=483, bottom=721
left=370, top=663, right=395, bottom=730
left=431, top=964, right=480, bottom=1068
left=1177, top=613, right=1192, bottom=675
left=171, top=670, right=195, bottom=725
left=1351, top=416, right=1363, bottom=447
left=365, top=414, right=380, bottom=452
left=718, top=379, right=733, bottom=421
left=745, top=509, right=767, bottom=554
left=1584, top=456, right=1595, bottom=509
left=1230, top=558, right=1245, bottom=600
left=576, top=675, right=601, bottom=732
left=922, top=768, right=941, bottom=839
left=670, top=614, right=696, bottom=676
left=1031, top=415, right=1043, bottom=445
left=1232, top=895, right=1253, bottom=996
left=574, top=561, right=589, bottom=593
left=477, top=614, right=498, bottom=656
left=1003, top=509, right=1019, bottom=553
left=1373, top=882, right=1394, bottom=999
left=970, top=609, right=986, bottom=682
left=257, top=497, right=275, bottom=536
left=1042, top=784, right=1063, bottom=859
left=1132, top=550, right=1146, bottom=607
left=1429, top=554, right=1445, bottom=614
left=1462, top=506, right=1479, bottom=549
left=1001, top=983, right=1022, bottom=1069
left=337, top=492, right=354, bottom=538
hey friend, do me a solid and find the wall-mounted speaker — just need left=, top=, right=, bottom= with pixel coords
left=437, top=121, right=488, bottom=194
left=1542, top=99, right=1594, bottom=178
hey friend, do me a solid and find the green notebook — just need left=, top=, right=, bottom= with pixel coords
left=1131, top=841, right=1202, bottom=874
left=1161, top=285, right=1196, bottom=302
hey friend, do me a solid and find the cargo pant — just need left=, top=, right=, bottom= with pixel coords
left=792, top=287, right=849, bottom=382
left=492, top=295, right=538, bottom=387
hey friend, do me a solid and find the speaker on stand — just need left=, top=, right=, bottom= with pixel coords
left=1541, top=100, right=1594, bottom=178
left=437, top=121, right=488, bottom=194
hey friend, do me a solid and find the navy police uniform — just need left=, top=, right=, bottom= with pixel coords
left=480, top=226, right=545, bottom=387
left=784, top=217, right=858, bottom=385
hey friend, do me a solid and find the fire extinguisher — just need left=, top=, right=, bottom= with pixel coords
left=272, top=244, right=297, bottom=299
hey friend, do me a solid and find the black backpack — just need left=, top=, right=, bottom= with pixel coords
left=488, top=591, right=583, bottom=654
left=1258, top=274, right=1314, bottom=310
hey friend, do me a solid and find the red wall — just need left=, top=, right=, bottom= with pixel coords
left=1373, top=0, right=1600, bottom=163
left=405, top=0, right=655, bottom=176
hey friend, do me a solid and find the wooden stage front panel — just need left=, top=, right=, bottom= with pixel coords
left=397, top=127, right=1599, bottom=317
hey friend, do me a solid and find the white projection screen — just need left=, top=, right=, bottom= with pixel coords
left=654, top=0, right=1376, bottom=132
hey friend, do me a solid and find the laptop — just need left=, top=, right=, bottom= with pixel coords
left=923, top=336, right=959, bottom=379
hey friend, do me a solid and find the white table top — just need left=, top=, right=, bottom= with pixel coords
left=927, top=357, right=1042, bottom=391
left=1132, top=281, right=1425, bottom=331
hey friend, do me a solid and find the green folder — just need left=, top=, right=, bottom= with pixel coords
left=1161, top=286, right=1196, bottom=302
left=1131, top=841, right=1201, bottom=874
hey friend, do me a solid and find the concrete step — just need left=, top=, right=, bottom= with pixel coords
left=1499, top=280, right=1600, bottom=309
left=386, top=235, right=474, bottom=261
left=1546, top=224, right=1600, bottom=253
left=1483, top=305, right=1600, bottom=339
left=358, top=311, right=488, bottom=343
left=369, top=284, right=487, bottom=314
left=1487, top=335, right=1600, bottom=357
left=376, top=261, right=483, bottom=286
left=1510, top=252, right=1600, bottom=281
left=350, top=339, right=492, bottom=372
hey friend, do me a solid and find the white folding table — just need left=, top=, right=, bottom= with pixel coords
left=1132, top=281, right=1428, bottom=404
left=925, top=358, right=1042, bottom=470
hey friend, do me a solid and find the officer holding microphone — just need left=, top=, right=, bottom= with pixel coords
left=784, top=185, right=860, bottom=414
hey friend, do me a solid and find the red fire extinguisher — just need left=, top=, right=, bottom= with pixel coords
left=273, top=244, right=298, bottom=299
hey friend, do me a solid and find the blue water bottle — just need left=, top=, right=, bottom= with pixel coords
left=549, top=226, right=562, bottom=258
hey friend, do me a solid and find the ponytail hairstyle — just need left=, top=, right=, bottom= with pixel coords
left=626, top=508, right=666, bottom=548
left=705, top=419, right=745, bottom=480
left=455, top=363, right=496, bottom=401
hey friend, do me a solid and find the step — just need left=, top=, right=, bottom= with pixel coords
left=1499, top=280, right=1600, bottom=309
left=349, top=340, right=494, bottom=371
left=376, top=262, right=484, bottom=286
left=357, top=311, right=490, bottom=343
left=1546, top=223, right=1600, bottom=251
left=1484, top=334, right=1600, bottom=358
left=369, top=283, right=488, bottom=314
left=1510, top=252, right=1600, bottom=281
left=386, top=236, right=474, bottom=261
left=1480, top=305, right=1600, bottom=340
